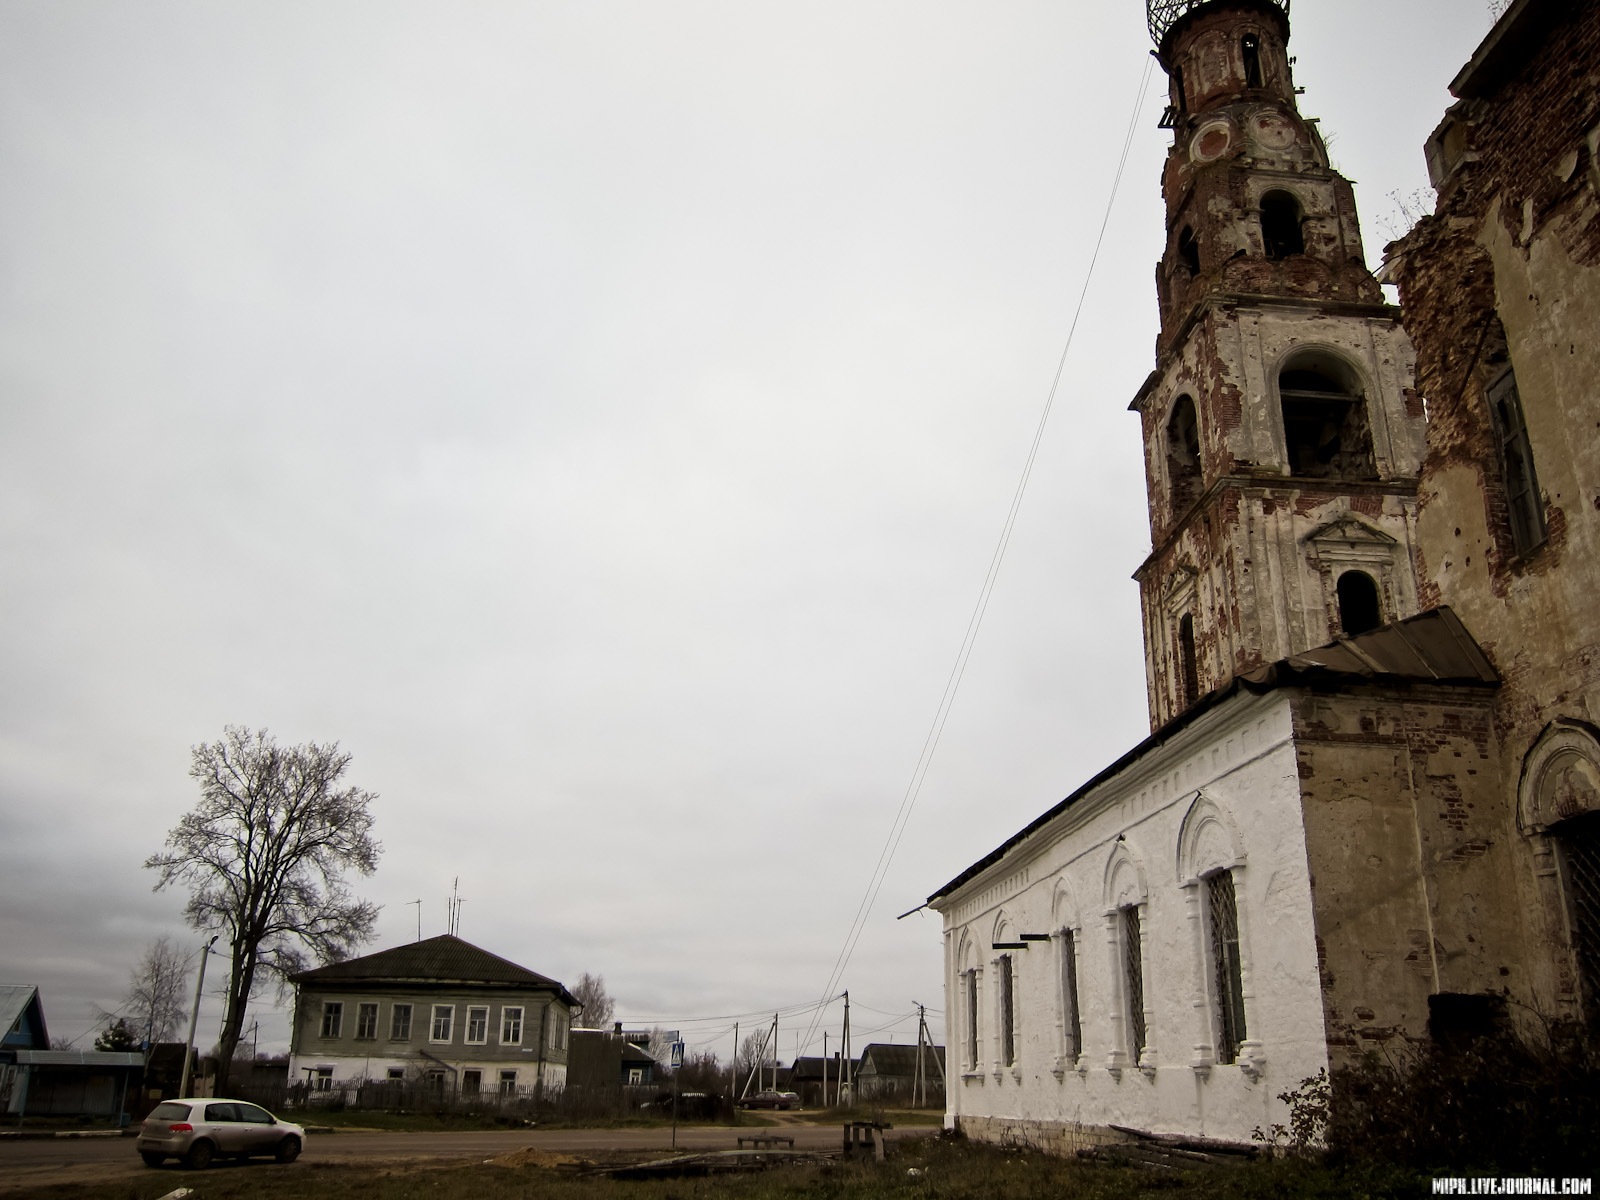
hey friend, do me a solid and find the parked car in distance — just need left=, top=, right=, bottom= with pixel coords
left=136, top=1098, right=305, bottom=1169
left=739, top=1089, right=798, bottom=1110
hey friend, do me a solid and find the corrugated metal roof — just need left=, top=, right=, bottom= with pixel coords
left=928, top=607, right=1497, bottom=904
left=289, top=935, right=576, bottom=1004
left=12, top=1050, right=143, bottom=1067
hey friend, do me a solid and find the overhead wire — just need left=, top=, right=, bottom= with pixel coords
left=799, top=52, right=1160, bottom=1057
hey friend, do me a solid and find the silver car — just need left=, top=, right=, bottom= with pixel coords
left=137, top=1098, right=305, bottom=1169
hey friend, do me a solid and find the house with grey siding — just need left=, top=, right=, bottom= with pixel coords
left=286, top=936, right=577, bottom=1096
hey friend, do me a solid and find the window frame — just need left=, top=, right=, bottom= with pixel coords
left=1487, top=368, right=1546, bottom=556
left=501, top=1006, right=524, bottom=1046
left=1059, top=928, right=1083, bottom=1064
left=390, top=1003, right=413, bottom=1042
left=1122, top=905, right=1148, bottom=1061
left=465, top=1005, right=489, bottom=1046
left=355, top=1002, right=379, bottom=1041
left=498, top=1069, right=518, bottom=1095
left=430, top=1004, right=455, bottom=1044
left=1205, top=869, right=1248, bottom=1064
left=998, top=954, right=1017, bottom=1067
left=319, top=1001, right=343, bottom=1040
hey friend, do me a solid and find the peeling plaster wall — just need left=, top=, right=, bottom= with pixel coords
left=934, top=691, right=1327, bottom=1145
left=1390, top=0, right=1600, bottom=1018
left=1290, top=688, right=1519, bottom=1058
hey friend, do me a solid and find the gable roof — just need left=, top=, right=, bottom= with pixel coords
left=857, top=1043, right=945, bottom=1077
left=289, top=935, right=577, bottom=1004
left=0, top=985, right=48, bottom=1050
left=929, top=607, right=1498, bottom=904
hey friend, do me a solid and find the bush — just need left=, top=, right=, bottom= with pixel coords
left=1321, top=1018, right=1600, bottom=1174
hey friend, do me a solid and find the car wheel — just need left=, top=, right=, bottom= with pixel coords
left=275, top=1136, right=302, bottom=1164
left=139, top=1151, right=164, bottom=1168
left=184, top=1140, right=215, bottom=1170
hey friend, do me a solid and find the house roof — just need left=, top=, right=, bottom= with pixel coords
left=857, top=1043, right=945, bottom=1077
left=929, top=607, right=1498, bottom=904
left=619, top=1041, right=657, bottom=1066
left=0, top=985, right=48, bottom=1050
left=288, top=935, right=577, bottom=1004
left=11, top=1050, right=143, bottom=1068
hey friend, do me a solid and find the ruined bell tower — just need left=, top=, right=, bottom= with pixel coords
left=1133, top=0, right=1426, bottom=730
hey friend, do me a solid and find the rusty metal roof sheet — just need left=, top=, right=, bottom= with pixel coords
left=927, top=607, right=1496, bottom=904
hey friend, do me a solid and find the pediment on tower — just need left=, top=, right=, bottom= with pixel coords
left=1301, top=515, right=1398, bottom=549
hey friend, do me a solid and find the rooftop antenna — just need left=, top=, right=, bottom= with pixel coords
left=446, top=878, right=464, bottom=937
left=407, top=899, right=421, bottom=942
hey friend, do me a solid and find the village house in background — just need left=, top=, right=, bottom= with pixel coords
left=285, top=935, right=577, bottom=1098
left=567, top=1024, right=660, bottom=1089
left=931, top=0, right=1599, bottom=1151
left=1, top=985, right=144, bottom=1121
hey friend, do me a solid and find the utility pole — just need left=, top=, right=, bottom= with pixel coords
left=914, top=1003, right=926, bottom=1107
left=823, top=1031, right=829, bottom=1109
left=179, top=936, right=218, bottom=1098
left=731, top=1021, right=738, bottom=1111
left=841, top=991, right=852, bottom=1108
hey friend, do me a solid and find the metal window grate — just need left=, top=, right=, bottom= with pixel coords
left=1488, top=370, right=1546, bottom=555
left=1207, top=871, right=1247, bottom=1063
left=1123, top=907, right=1147, bottom=1056
left=1061, top=930, right=1082, bottom=1061
left=1559, top=816, right=1600, bottom=1014
left=965, top=970, right=979, bottom=1069
left=1000, top=956, right=1016, bottom=1066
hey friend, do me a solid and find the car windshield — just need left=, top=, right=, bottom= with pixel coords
left=149, top=1102, right=191, bottom=1121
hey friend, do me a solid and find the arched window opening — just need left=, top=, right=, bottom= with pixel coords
left=1205, top=870, right=1247, bottom=1065
left=1336, top=571, right=1382, bottom=636
left=1261, top=190, right=1304, bottom=259
left=998, top=954, right=1017, bottom=1066
left=963, top=967, right=980, bottom=1069
left=1241, top=34, right=1263, bottom=89
left=1279, top=351, right=1377, bottom=479
left=1059, top=930, right=1082, bottom=1062
left=1177, top=227, right=1200, bottom=277
left=1179, top=613, right=1199, bottom=708
left=1167, top=395, right=1202, bottom=514
left=1122, top=906, right=1147, bottom=1060
left=1554, top=812, right=1600, bottom=1018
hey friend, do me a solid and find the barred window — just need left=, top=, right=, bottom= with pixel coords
left=1206, top=870, right=1248, bottom=1063
left=1060, top=930, right=1082, bottom=1062
left=964, top=969, right=979, bottom=1069
left=1123, top=906, right=1147, bottom=1057
left=998, top=955, right=1017, bottom=1067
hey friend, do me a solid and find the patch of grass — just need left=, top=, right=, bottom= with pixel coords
left=3, top=1131, right=1435, bottom=1200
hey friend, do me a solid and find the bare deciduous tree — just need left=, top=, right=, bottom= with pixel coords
left=97, top=935, right=192, bottom=1050
left=570, top=972, right=615, bottom=1029
left=145, top=726, right=381, bottom=1093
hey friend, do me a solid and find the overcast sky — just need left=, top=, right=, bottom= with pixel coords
left=1, top=1, right=1496, bottom=1061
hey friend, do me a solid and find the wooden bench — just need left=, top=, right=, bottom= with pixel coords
left=843, top=1121, right=893, bottom=1161
left=737, top=1134, right=796, bottom=1150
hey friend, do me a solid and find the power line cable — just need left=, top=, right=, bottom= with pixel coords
left=800, top=53, right=1159, bottom=1056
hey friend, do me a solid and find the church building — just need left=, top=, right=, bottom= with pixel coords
left=928, top=0, right=1597, bottom=1149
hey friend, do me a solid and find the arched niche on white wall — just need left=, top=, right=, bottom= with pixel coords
left=1176, top=790, right=1246, bottom=885
left=1519, top=720, right=1600, bottom=834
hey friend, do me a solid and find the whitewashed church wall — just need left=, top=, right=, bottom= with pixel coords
left=938, top=690, right=1328, bottom=1145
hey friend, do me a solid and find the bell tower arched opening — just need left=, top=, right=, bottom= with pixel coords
left=1261, top=190, right=1304, bottom=259
left=1278, top=349, right=1376, bottom=480
left=1336, top=570, right=1381, bottom=636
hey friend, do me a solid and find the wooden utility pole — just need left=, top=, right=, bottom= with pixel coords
left=840, top=991, right=852, bottom=1107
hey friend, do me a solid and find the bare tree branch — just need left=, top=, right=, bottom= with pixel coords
left=145, top=726, right=381, bottom=1093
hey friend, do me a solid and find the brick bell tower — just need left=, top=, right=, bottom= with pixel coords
left=1133, top=0, right=1427, bottom=730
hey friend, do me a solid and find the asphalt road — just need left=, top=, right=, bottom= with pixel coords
left=0, top=1120, right=931, bottom=1192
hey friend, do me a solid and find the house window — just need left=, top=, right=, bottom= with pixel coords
left=628, top=1067, right=643, bottom=1085
left=462, top=1069, right=481, bottom=1095
left=319, top=1002, right=342, bottom=1039
left=1123, top=906, right=1148, bottom=1059
left=1206, top=870, right=1248, bottom=1064
left=465, top=1006, right=489, bottom=1045
left=355, top=1002, right=378, bottom=1041
left=1336, top=570, right=1382, bottom=636
left=314, top=1067, right=333, bottom=1091
left=1241, top=33, right=1263, bottom=89
left=1279, top=352, right=1376, bottom=479
left=386, top=1067, right=405, bottom=1081
left=502, top=1007, right=523, bottom=1045
left=1261, top=190, right=1304, bottom=259
left=1167, top=394, right=1202, bottom=515
left=550, top=1006, right=567, bottom=1050
left=1179, top=614, right=1200, bottom=709
left=426, top=1070, right=446, bottom=1095
left=499, top=1070, right=517, bottom=1095
left=1060, top=929, right=1082, bottom=1062
left=998, top=955, right=1016, bottom=1067
left=391, top=1003, right=413, bottom=1041
left=964, top=969, right=979, bottom=1070
left=431, top=1005, right=454, bottom=1043
left=1488, top=369, right=1546, bottom=555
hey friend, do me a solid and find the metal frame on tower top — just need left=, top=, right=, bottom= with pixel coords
left=1146, top=0, right=1290, bottom=48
